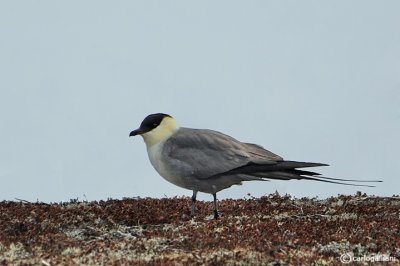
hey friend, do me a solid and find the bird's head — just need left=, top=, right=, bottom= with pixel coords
left=129, top=113, right=179, bottom=147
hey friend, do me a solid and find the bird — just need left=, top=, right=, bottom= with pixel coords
left=129, top=113, right=381, bottom=219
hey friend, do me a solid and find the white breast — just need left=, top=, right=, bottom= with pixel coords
left=147, top=142, right=167, bottom=176
left=146, top=141, right=188, bottom=189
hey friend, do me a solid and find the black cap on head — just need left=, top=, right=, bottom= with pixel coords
left=129, top=113, right=171, bottom=137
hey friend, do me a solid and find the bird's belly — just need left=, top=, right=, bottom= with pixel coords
left=146, top=142, right=240, bottom=194
left=147, top=143, right=191, bottom=190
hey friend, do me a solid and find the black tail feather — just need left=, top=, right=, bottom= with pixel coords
left=211, top=160, right=382, bottom=187
left=313, top=176, right=383, bottom=183
left=300, top=176, right=377, bottom=187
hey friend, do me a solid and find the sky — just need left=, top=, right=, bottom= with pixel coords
left=0, top=1, right=399, bottom=203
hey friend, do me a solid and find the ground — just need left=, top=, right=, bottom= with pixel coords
left=1, top=192, right=399, bottom=265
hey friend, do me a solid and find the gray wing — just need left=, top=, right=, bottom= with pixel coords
left=162, top=128, right=380, bottom=188
left=162, top=127, right=282, bottom=179
left=242, top=143, right=283, bottom=164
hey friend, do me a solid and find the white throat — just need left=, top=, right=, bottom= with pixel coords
left=141, top=116, right=179, bottom=147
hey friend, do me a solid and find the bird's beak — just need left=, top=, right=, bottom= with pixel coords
left=129, top=129, right=143, bottom=137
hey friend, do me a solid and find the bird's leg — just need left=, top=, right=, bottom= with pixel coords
left=213, top=193, right=219, bottom=219
left=191, top=191, right=197, bottom=217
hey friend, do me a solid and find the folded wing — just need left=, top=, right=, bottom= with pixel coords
left=163, top=127, right=281, bottom=179
left=163, top=128, right=381, bottom=187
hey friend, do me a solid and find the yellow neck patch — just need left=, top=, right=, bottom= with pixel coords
left=141, top=116, right=179, bottom=147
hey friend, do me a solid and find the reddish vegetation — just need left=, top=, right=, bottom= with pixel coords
left=1, top=192, right=399, bottom=265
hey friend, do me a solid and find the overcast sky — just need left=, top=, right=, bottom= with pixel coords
left=1, top=1, right=399, bottom=203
